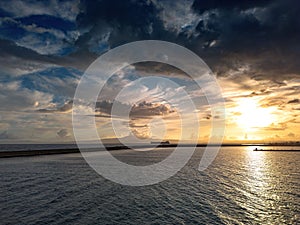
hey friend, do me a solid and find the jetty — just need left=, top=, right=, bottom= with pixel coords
left=253, top=148, right=300, bottom=152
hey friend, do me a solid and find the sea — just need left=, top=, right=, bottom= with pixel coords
left=0, top=145, right=299, bottom=224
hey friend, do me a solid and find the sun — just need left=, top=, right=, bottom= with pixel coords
left=235, top=98, right=275, bottom=131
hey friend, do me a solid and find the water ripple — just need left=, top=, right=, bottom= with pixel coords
left=0, top=147, right=299, bottom=224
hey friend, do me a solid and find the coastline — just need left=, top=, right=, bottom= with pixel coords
left=0, top=144, right=175, bottom=158
left=1, top=143, right=300, bottom=158
left=253, top=149, right=300, bottom=152
left=0, top=144, right=216, bottom=158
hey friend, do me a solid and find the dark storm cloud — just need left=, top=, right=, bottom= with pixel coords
left=0, top=39, right=55, bottom=64
left=0, top=0, right=91, bottom=74
left=76, top=0, right=164, bottom=49
left=1, top=0, right=300, bottom=85
left=190, top=0, right=300, bottom=82
left=192, top=0, right=272, bottom=13
left=95, top=100, right=175, bottom=118
left=0, top=38, right=99, bottom=74
left=131, top=101, right=175, bottom=117
left=0, top=0, right=79, bottom=21
left=74, top=0, right=300, bottom=84
left=0, top=1, right=80, bottom=55
left=133, top=62, right=189, bottom=79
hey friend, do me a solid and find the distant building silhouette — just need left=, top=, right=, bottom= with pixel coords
left=151, top=141, right=170, bottom=145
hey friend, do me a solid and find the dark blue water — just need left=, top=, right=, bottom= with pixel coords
left=0, top=144, right=119, bottom=152
left=0, top=147, right=299, bottom=224
left=0, top=144, right=78, bottom=152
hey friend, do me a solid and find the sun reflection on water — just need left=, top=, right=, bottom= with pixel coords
left=246, top=146, right=268, bottom=188
left=243, top=146, right=285, bottom=223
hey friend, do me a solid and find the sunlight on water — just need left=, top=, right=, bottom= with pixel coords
left=243, top=146, right=297, bottom=224
left=246, top=147, right=268, bottom=189
left=0, top=147, right=299, bottom=224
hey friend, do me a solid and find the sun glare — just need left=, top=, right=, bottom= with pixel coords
left=235, top=98, right=275, bottom=131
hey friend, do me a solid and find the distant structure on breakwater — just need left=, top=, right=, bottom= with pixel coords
left=151, top=141, right=170, bottom=145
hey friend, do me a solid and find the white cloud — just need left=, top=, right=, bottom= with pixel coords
left=0, top=55, right=52, bottom=76
left=0, top=81, right=53, bottom=111
left=0, top=0, right=80, bottom=22
left=15, top=33, right=68, bottom=55
left=154, top=0, right=201, bottom=36
left=0, top=16, right=79, bottom=55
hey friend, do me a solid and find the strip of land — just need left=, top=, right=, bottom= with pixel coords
left=0, top=144, right=175, bottom=158
left=0, top=144, right=299, bottom=158
left=253, top=149, right=300, bottom=152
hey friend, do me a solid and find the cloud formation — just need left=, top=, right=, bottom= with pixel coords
left=96, top=100, right=175, bottom=118
left=37, top=100, right=73, bottom=113
left=1, top=0, right=299, bottom=81
left=0, top=0, right=299, bottom=142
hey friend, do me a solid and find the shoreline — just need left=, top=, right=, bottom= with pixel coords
left=1, top=143, right=300, bottom=158
left=0, top=144, right=177, bottom=158
left=253, top=149, right=300, bottom=152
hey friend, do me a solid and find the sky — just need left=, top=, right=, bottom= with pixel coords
left=0, top=0, right=299, bottom=143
